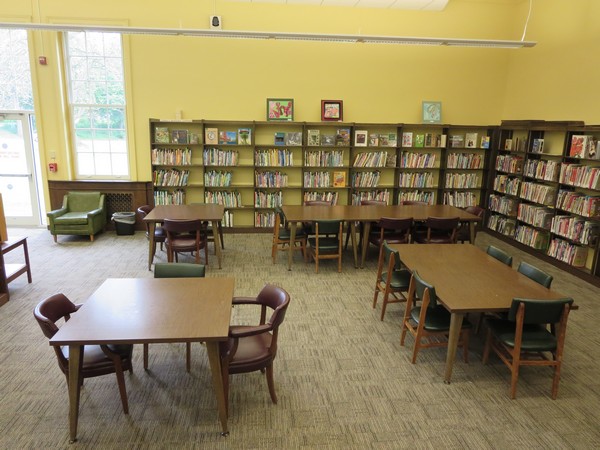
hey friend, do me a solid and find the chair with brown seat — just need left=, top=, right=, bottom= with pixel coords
left=373, top=240, right=411, bottom=321
left=482, top=297, right=573, bottom=399
left=344, top=199, right=387, bottom=250
left=272, top=206, right=307, bottom=264
left=400, top=270, right=471, bottom=364
left=143, top=263, right=206, bottom=372
left=33, top=293, right=133, bottom=413
left=456, top=205, right=484, bottom=244
left=219, top=284, right=291, bottom=414
left=137, top=205, right=166, bottom=257
left=307, top=220, right=344, bottom=273
left=412, top=216, right=460, bottom=244
left=163, top=218, right=208, bottom=264
left=368, top=217, right=413, bottom=252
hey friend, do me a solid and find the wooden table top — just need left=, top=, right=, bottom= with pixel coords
left=50, top=277, right=234, bottom=346
left=282, top=204, right=482, bottom=222
left=393, top=244, right=567, bottom=314
left=143, top=204, right=225, bottom=223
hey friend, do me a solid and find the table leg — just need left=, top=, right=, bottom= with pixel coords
left=68, top=345, right=83, bottom=442
left=212, top=220, right=223, bottom=269
left=206, top=342, right=229, bottom=436
left=147, top=222, right=156, bottom=270
left=350, top=222, right=358, bottom=268
left=444, top=312, right=464, bottom=384
left=23, top=239, right=32, bottom=283
left=360, top=222, right=371, bottom=268
left=287, top=221, right=297, bottom=271
left=469, top=221, right=476, bottom=244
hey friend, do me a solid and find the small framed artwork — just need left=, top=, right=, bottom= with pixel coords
left=354, top=130, right=368, bottom=147
left=321, top=100, right=343, bottom=122
left=422, top=101, right=442, bottom=124
left=267, top=98, right=294, bottom=121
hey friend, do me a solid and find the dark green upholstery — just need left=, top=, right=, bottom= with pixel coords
left=487, top=245, right=513, bottom=266
left=307, top=220, right=341, bottom=253
left=373, top=241, right=411, bottom=320
left=47, top=191, right=107, bottom=242
left=154, top=263, right=205, bottom=278
left=517, top=261, right=553, bottom=288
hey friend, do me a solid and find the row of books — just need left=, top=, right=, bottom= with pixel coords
left=351, top=190, right=390, bottom=205
left=352, top=151, right=389, bottom=168
left=397, top=172, right=435, bottom=188
left=504, top=137, right=527, bottom=152
left=514, top=224, right=550, bottom=250
left=397, top=190, right=434, bottom=205
left=531, top=138, right=545, bottom=154
left=487, top=214, right=516, bottom=237
left=400, top=152, right=436, bottom=169
left=523, top=159, right=560, bottom=182
left=446, top=153, right=482, bottom=169
left=444, top=173, right=479, bottom=189
left=402, top=132, right=446, bottom=148
left=495, top=154, right=524, bottom=174
left=204, top=170, right=232, bottom=187
left=221, top=210, right=234, bottom=227
left=151, top=148, right=193, bottom=166
left=442, top=191, right=478, bottom=208
left=351, top=171, right=381, bottom=188
left=303, top=171, right=331, bottom=188
left=550, top=215, right=599, bottom=245
left=494, top=174, right=520, bottom=196
left=274, top=132, right=302, bottom=146
left=255, top=171, right=289, bottom=188
left=255, top=211, right=275, bottom=228
left=489, top=194, right=518, bottom=217
left=354, top=132, right=397, bottom=147
left=555, top=190, right=600, bottom=218
left=255, top=149, right=294, bottom=167
left=559, top=163, right=600, bottom=190
left=155, top=127, right=200, bottom=145
left=153, top=189, right=185, bottom=205
left=517, top=203, right=553, bottom=230
left=204, top=128, right=251, bottom=146
left=153, top=168, right=190, bottom=187
left=203, top=148, right=239, bottom=166
left=204, top=191, right=242, bottom=207
left=569, top=135, right=599, bottom=159
left=254, top=191, right=283, bottom=208
left=519, top=181, right=556, bottom=206
left=547, top=238, right=588, bottom=267
left=304, top=150, right=344, bottom=167
left=303, top=191, right=338, bottom=204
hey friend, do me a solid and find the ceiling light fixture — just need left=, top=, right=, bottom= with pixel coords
left=0, top=22, right=536, bottom=48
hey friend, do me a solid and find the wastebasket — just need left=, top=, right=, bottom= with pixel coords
left=112, top=212, right=136, bottom=236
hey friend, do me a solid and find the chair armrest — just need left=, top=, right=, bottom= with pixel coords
left=47, top=208, right=67, bottom=219
left=229, top=324, right=271, bottom=338
left=87, top=208, right=104, bottom=218
left=232, top=296, right=261, bottom=306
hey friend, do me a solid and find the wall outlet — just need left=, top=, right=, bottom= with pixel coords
left=210, top=15, right=222, bottom=30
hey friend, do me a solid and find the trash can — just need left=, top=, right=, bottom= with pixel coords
left=112, top=212, right=136, bottom=236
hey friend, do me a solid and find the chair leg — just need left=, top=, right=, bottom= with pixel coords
left=551, top=359, right=562, bottom=400
left=90, top=234, right=94, bottom=242
left=380, top=289, right=390, bottom=321
left=400, top=322, right=408, bottom=346
left=266, top=363, right=278, bottom=404
left=481, top=329, right=492, bottom=364
left=462, top=331, right=470, bottom=363
left=411, top=328, right=424, bottom=364
left=53, top=234, right=57, bottom=243
left=143, top=343, right=149, bottom=370
left=372, top=285, right=380, bottom=309
left=510, top=356, right=520, bottom=399
left=204, top=243, right=209, bottom=266
left=186, top=343, right=191, bottom=372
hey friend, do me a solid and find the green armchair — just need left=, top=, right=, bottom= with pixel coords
left=47, top=191, right=107, bottom=242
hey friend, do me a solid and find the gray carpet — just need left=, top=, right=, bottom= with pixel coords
left=1, top=227, right=599, bottom=449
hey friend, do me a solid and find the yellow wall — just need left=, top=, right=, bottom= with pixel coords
left=1, top=0, right=598, bottom=211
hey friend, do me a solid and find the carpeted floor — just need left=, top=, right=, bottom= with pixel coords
left=1, top=227, right=599, bottom=449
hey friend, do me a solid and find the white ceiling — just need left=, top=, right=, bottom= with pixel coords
left=225, top=0, right=449, bottom=11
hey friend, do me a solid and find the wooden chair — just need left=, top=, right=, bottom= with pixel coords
left=302, top=200, right=332, bottom=236
left=456, top=205, right=484, bottom=243
left=307, top=220, right=343, bottom=273
left=400, top=270, right=471, bottom=364
left=220, top=284, right=290, bottom=415
left=143, top=263, right=206, bottom=372
left=272, top=207, right=307, bottom=264
left=487, top=245, right=513, bottom=267
left=373, top=241, right=411, bottom=321
left=137, top=205, right=166, bottom=256
left=482, top=297, right=573, bottom=399
left=368, top=217, right=413, bottom=252
left=344, top=199, right=387, bottom=250
left=163, top=219, right=208, bottom=264
left=412, top=216, right=460, bottom=244
left=33, top=293, right=133, bottom=413
left=517, top=261, right=553, bottom=288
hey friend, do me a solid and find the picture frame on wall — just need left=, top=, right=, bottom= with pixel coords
left=422, top=101, right=442, bottom=124
left=267, top=98, right=294, bottom=121
left=321, top=100, right=343, bottom=122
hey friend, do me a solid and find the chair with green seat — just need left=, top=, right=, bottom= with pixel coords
left=272, top=207, right=307, bottom=264
left=373, top=240, right=411, bottom=321
left=482, top=297, right=573, bottom=399
left=143, top=262, right=206, bottom=372
left=400, top=270, right=471, bottom=364
left=487, top=245, right=513, bottom=267
left=47, top=191, right=107, bottom=242
left=302, top=200, right=332, bottom=236
left=517, top=261, right=553, bottom=288
left=307, top=220, right=343, bottom=273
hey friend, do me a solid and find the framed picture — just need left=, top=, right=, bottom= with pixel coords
left=422, top=101, right=442, bottom=124
left=321, top=100, right=343, bottom=122
left=267, top=98, right=294, bottom=121
left=354, top=130, right=368, bottom=147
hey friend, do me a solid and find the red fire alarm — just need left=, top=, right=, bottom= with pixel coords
left=38, top=56, right=47, bottom=65
left=48, top=162, right=57, bottom=172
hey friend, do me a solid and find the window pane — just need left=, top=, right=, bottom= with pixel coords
left=77, top=152, right=95, bottom=175
left=0, top=29, right=33, bottom=111
left=111, top=153, right=128, bottom=175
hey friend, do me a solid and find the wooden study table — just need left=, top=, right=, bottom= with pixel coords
left=281, top=204, right=482, bottom=270
left=0, top=237, right=32, bottom=306
left=143, top=204, right=225, bottom=270
left=49, top=277, right=234, bottom=442
left=392, top=244, right=568, bottom=383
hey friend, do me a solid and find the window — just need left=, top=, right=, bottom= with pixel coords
left=0, top=29, right=33, bottom=111
left=65, top=31, right=129, bottom=178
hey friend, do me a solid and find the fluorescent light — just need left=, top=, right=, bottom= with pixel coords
left=0, top=22, right=536, bottom=48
